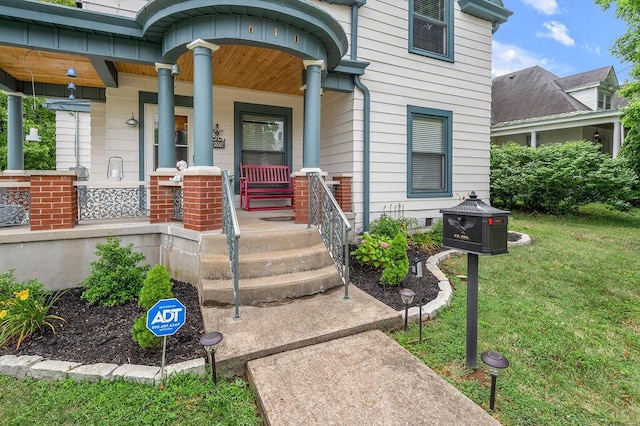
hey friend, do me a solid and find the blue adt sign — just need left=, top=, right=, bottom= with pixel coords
left=146, top=298, right=187, bottom=337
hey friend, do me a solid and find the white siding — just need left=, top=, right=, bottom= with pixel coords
left=569, top=87, right=597, bottom=110
left=82, top=0, right=147, bottom=17
left=55, top=110, right=91, bottom=173
left=353, top=1, right=494, bottom=225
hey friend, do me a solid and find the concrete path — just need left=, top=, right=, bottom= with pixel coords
left=248, top=330, right=499, bottom=426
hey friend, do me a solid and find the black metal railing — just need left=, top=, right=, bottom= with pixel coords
left=171, top=186, right=183, bottom=220
left=76, top=182, right=147, bottom=221
left=222, top=170, right=241, bottom=320
left=0, top=185, right=30, bottom=227
left=307, top=172, right=352, bottom=300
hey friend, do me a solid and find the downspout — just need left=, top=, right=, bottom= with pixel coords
left=351, top=2, right=371, bottom=231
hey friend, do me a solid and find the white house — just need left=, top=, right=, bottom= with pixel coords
left=1, top=0, right=512, bottom=232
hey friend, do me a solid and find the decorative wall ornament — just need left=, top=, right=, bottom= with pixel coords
left=213, top=123, right=226, bottom=149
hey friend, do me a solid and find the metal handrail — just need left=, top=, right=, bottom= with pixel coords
left=307, top=172, right=352, bottom=300
left=222, top=170, right=241, bottom=320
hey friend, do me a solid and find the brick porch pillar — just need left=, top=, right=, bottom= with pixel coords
left=182, top=167, right=222, bottom=232
left=29, top=171, right=77, bottom=231
left=333, top=174, right=353, bottom=213
left=149, top=170, right=181, bottom=224
left=293, top=170, right=328, bottom=224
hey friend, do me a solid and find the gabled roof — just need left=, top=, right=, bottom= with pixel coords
left=491, top=65, right=590, bottom=125
left=555, top=66, right=616, bottom=90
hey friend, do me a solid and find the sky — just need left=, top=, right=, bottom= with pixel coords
left=492, top=0, right=632, bottom=82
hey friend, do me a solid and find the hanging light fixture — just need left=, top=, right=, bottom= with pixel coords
left=67, top=82, right=76, bottom=90
left=25, top=127, right=41, bottom=143
left=125, top=113, right=139, bottom=128
left=171, top=63, right=181, bottom=76
left=66, top=67, right=77, bottom=78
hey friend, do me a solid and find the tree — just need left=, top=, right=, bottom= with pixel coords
left=0, top=93, right=57, bottom=171
left=596, top=0, right=640, bottom=180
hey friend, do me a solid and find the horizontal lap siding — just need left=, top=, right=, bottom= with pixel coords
left=356, top=0, right=493, bottom=223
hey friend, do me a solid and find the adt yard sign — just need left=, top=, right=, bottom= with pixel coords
left=146, top=298, right=186, bottom=337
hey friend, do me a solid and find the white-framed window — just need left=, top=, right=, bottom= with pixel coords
left=598, top=92, right=612, bottom=110
left=407, top=105, right=453, bottom=197
left=409, top=0, right=453, bottom=62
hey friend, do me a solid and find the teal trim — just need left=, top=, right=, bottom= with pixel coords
left=323, top=73, right=355, bottom=92
left=21, top=83, right=106, bottom=102
left=408, top=0, right=454, bottom=63
left=7, top=95, right=23, bottom=170
left=0, top=68, right=19, bottom=93
left=303, top=64, right=322, bottom=168
left=233, top=102, right=293, bottom=193
left=406, top=105, right=453, bottom=198
left=192, top=46, right=214, bottom=167
left=138, top=92, right=194, bottom=180
left=323, top=0, right=366, bottom=5
left=458, top=0, right=512, bottom=33
left=89, top=59, right=118, bottom=88
left=332, top=59, right=369, bottom=76
left=157, top=67, right=176, bottom=168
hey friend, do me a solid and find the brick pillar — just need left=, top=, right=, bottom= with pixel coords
left=293, top=174, right=309, bottom=224
left=333, top=174, right=353, bottom=213
left=182, top=167, right=222, bottom=232
left=29, top=171, right=77, bottom=231
left=149, top=171, right=180, bottom=224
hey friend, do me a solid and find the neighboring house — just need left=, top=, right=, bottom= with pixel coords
left=491, top=65, right=627, bottom=157
left=0, top=0, right=512, bottom=232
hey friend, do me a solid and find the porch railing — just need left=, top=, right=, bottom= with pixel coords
left=0, top=182, right=30, bottom=227
left=222, top=170, right=241, bottom=320
left=75, top=181, right=148, bottom=221
left=171, top=186, right=183, bottom=220
left=307, top=172, right=352, bottom=300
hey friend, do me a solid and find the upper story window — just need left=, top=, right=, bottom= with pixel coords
left=410, top=0, right=453, bottom=62
left=598, top=92, right=612, bottom=110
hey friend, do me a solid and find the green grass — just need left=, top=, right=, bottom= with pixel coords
left=393, top=206, right=640, bottom=425
left=0, top=374, right=261, bottom=425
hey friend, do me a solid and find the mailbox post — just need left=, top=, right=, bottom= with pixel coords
left=440, top=192, right=509, bottom=368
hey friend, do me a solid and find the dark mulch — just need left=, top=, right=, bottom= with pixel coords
left=0, top=247, right=448, bottom=366
left=349, top=246, right=442, bottom=311
left=0, top=281, right=207, bottom=367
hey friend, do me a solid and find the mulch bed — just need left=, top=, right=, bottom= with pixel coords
left=0, top=247, right=446, bottom=366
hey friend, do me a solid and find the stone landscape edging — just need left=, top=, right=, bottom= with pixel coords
left=402, top=231, right=530, bottom=322
left=1, top=232, right=530, bottom=384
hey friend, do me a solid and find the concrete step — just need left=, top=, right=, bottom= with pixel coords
left=200, top=264, right=343, bottom=306
left=199, top=243, right=334, bottom=280
left=200, top=228, right=321, bottom=255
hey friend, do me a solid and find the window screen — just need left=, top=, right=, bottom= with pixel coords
left=410, top=0, right=450, bottom=59
left=241, top=113, right=285, bottom=166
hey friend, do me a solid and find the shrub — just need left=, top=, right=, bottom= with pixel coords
left=369, top=215, right=403, bottom=239
left=80, top=236, right=150, bottom=307
left=490, top=141, right=638, bottom=214
left=351, top=233, right=392, bottom=269
left=131, top=315, right=161, bottom=349
left=380, top=232, right=409, bottom=286
left=138, top=265, right=173, bottom=310
left=0, top=270, right=45, bottom=302
left=0, top=281, right=64, bottom=349
left=132, top=264, right=174, bottom=349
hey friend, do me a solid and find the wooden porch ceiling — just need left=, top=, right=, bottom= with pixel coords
left=0, top=45, right=304, bottom=96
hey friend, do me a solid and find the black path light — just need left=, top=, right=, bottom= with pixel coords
left=399, top=288, right=416, bottom=332
left=410, top=257, right=425, bottom=343
left=200, top=331, right=223, bottom=385
left=440, top=192, right=510, bottom=367
left=481, top=351, right=510, bottom=410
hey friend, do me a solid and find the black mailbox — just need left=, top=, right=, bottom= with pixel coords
left=440, top=192, right=510, bottom=255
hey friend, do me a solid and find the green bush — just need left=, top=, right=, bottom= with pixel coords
left=369, top=215, right=404, bottom=239
left=0, top=270, right=45, bottom=302
left=351, top=233, right=392, bottom=269
left=80, top=236, right=150, bottom=307
left=131, top=315, right=161, bottom=349
left=490, top=141, right=638, bottom=214
left=132, top=264, right=174, bottom=349
left=138, top=265, right=173, bottom=310
left=380, top=232, right=409, bottom=286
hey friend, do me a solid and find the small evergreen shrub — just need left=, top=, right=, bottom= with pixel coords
left=132, top=264, right=174, bottom=349
left=80, top=235, right=150, bottom=307
left=351, top=233, right=392, bottom=269
left=380, top=232, right=409, bottom=286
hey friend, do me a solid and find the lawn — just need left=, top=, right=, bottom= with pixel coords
left=0, top=373, right=261, bottom=426
left=394, top=205, right=640, bottom=425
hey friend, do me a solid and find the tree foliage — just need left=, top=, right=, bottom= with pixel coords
left=0, top=92, right=57, bottom=171
left=490, top=141, right=638, bottom=214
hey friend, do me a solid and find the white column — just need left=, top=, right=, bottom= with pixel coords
left=530, top=131, right=537, bottom=148
left=612, top=120, right=622, bottom=158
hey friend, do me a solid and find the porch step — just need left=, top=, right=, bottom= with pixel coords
left=197, top=227, right=343, bottom=306
left=200, top=265, right=343, bottom=306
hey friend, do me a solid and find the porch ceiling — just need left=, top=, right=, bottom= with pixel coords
left=1, top=44, right=304, bottom=96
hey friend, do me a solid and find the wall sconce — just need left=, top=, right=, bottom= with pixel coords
left=593, top=129, right=600, bottom=140
left=125, top=113, right=139, bottom=128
